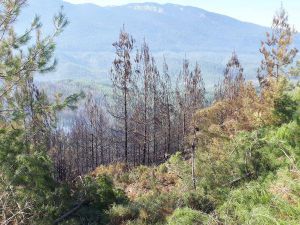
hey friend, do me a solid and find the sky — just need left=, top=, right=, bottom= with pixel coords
left=64, top=0, right=300, bottom=30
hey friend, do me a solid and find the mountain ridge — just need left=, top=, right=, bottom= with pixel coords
left=23, top=0, right=270, bottom=53
left=19, top=0, right=299, bottom=84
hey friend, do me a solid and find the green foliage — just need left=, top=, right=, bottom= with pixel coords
left=107, top=204, right=139, bottom=225
left=232, top=129, right=284, bottom=176
left=61, top=175, right=128, bottom=224
left=186, top=86, right=300, bottom=224
left=274, top=93, right=298, bottom=124
left=0, top=2, right=86, bottom=224
left=133, top=192, right=177, bottom=224
left=179, top=191, right=215, bottom=213
left=166, top=208, right=208, bottom=225
left=53, top=91, right=86, bottom=111
left=0, top=128, right=62, bottom=224
left=218, top=169, right=300, bottom=225
left=166, top=152, right=192, bottom=188
left=0, top=128, right=54, bottom=191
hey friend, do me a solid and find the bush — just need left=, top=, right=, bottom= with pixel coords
left=134, top=192, right=178, bottom=224
left=107, top=204, right=139, bottom=225
left=274, top=94, right=298, bottom=124
left=180, top=191, right=215, bottom=213
left=0, top=129, right=60, bottom=225
left=167, top=208, right=208, bottom=225
left=58, top=175, right=128, bottom=224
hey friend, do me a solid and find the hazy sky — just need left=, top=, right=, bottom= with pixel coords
left=64, top=0, right=300, bottom=30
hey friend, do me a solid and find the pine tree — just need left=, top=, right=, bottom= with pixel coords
left=110, top=27, right=135, bottom=164
left=214, top=51, right=244, bottom=102
left=161, top=58, right=173, bottom=157
left=257, top=6, right=298, bottom=87
left=135, top=40, right=152, bottom=164
left=0, top=1, right=70, bottom=223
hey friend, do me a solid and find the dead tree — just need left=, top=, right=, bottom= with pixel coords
left=110, top=27, right=135, bottom=163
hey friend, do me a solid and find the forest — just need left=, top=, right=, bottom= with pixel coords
left=0, top=0, right=299, bottom=224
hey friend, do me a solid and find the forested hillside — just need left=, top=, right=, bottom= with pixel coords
left=0, top=1, right=299, bottom=225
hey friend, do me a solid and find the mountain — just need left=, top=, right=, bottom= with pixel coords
left=17, top=0, right=299, bottom=86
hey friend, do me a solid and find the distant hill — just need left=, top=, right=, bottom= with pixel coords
left=18, top=0, right=300, bottom=86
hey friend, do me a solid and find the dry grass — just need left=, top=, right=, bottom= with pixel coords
left=91, top=162, right=180, bottom=200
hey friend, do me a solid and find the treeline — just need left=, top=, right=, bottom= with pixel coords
left=51, top=30, right=208, bottom=180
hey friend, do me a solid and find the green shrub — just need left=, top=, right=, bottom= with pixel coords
left=167, top=208, right=208, bottom=225
left=274, top=94, right=298, bottom=124
left=59, top=175, right=128, bottom=224
left=180, top=191, right=215, bottom=213
left=107, top=204, right=139, bottom=225
left=218, top=169, right=300, bottom=225
left=158, top=163, right=168, bottom=173
left=134, top=192, right=178, bottom=224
